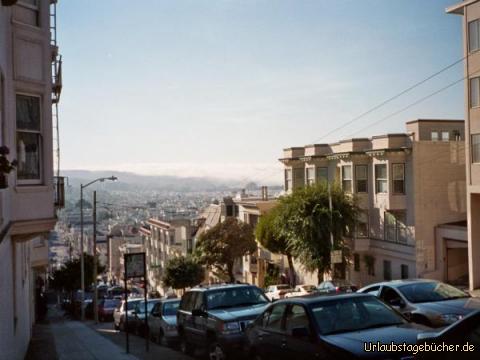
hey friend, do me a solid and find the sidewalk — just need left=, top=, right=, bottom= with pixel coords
left=26, top=306, right=138, bottom=360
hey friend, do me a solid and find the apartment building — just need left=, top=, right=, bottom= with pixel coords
left=141, top=218, right=194, bottom=294
left=281, top=119, right=466, bottom=287
left=447, top=0, right=480, bottom=290
left=0, top=1, right=62, bottom=359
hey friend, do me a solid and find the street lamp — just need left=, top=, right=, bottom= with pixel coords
left=80, top=176, right=117, bottom=322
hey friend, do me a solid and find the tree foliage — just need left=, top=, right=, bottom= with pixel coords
left=196, top=217, right=257, bottom=283
left=162, top=256, right=204, bottom=290
left=278, top=182, right=357, bottom=283
left=256, top=205, right=297, bottom=286
left=50, top=253, right=105, bottom=292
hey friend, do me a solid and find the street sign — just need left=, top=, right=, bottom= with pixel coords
left=331, top=250, right=343, bottom=264
left=125, top=253, right=145, bottom=279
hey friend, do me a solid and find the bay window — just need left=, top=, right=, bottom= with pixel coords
left=392, top=163, right=405, bottom=194
left=355, top=165, right=368, bottom=193
left=341, top=165, right=352, bottom=193
left=375, top=164, right=388, bottom=193
left=306, top=167, right=315, bottom=186
left=316, top=167, right=328, bottom=184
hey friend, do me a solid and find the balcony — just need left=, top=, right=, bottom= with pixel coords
left=54, top=176, right=65, bottom=208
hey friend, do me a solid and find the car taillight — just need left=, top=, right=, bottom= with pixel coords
left=335, top=287, right=340, bottom=292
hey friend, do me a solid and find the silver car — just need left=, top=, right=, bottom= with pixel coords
left=148, top=298, right=180, bottom=346
left=358, top=279, right=480, bottom=327
left=113, top=298, right=142, bottom=331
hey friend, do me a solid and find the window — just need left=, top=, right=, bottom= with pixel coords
left=392, top=163, right=405, bottom=194
left=306, top=167, right=315, bottom=185
left=401, top=264, right=409, bottom=280
left=356, top=211, right=369, bottom=238
left=355, top=165, right=368, bottom=193
left=441, top=131, right=450, bottom=142
left=470, top=19, right=480, bottom=53
left=16, top=95, right=41, bottom=182
left=265, top=304, right=286, bottom=332
left=284, top=169, right=292, bottom=191
left=316, top=167, right=328, bottom=184
left=431, top=131, right=439, bottom=141
left=293, top=168, right=305, bottom=189
left=384, top=211, right=407, bottom=243
left=354, top=254, right=360, bottom=272
left=226, top=205, right=233, bottom=217
left=471, top=77, right=480, bottom=108
left=341, top=165, right=352, bottom=193
left=472, top=134, right=480, bottom=163
left=17, top=0, right=40, bottom=27
left=383, top=260, right=392, bottom=281
left=285, top=305, right=310, bottom=334
left=375, top=164, right=387, bottom=193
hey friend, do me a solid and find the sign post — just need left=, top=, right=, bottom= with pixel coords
left=124, top=252, right=148, bottom=353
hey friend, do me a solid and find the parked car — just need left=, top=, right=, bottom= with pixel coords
left=148, top=298, right=181, bottom=346
left=177, top=284, right=270, bottom=359
left=246, top=293, right=431, bottom=359
left=358, top=279, right=480, bottom=327
left=131, top=299, right=161, bottom=336
left=114, top=298, right=142, bottom=331
left=265, top=284, right=294, bottom=301
left=98, top=298, right=121, bottom=322
left=415, top=310, right=480, bottom=359
left=284, top=285, right=317, bottom=298
left=316, top=280, right=358, bottom=294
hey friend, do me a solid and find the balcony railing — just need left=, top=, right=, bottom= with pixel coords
left=54, top=176, right=65, bottom=208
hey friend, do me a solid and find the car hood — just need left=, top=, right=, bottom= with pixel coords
left=323, top=323, right=429, bottom=356
left=209, top=303, right=268, bottom=322
left=415, top=297, right=480, bottom=315
left=163, top=315, right=177, bottom=326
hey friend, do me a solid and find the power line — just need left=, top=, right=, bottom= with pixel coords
left=309, top=55, right=466, bottom=144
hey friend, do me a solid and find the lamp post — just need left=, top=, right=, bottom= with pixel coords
left=80, top=176, right=117, bottom=322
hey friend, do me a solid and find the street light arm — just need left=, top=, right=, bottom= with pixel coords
left=81, top=176, right=118, bottom=189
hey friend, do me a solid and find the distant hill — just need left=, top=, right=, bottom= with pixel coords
left=61, top=170, right=282, bottom=192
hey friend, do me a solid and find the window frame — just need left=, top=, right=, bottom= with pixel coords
left=383, top=260, right=392, bottom=281
left=375, top=164, right=388, bottom=194
left=316, top=167, right=328, bottom=184
left=392, top=163, right=405, bottom=195
left=401, top=264, right=409, bottom=280
left=16, top=93, right=43, bottom=185
left=472, top=134, right=480, bottom=164
left=264, top=303, right=287, bottom=333
left=470, top=77, right=480, bottom=108
left=441, top=131, right=450, bottom=142
left=355, top=164, right=368, bottom=193
left=469, top=19, right=480, bottom=53
left=341, top=165, right=352, bottom=193
left=293, top=168, right=305, bottom=189
left=284, top=169, right=292, bottom=191
left=306, top=167, right=315, bottom=186
left=356, top=210, right=369, bottom=238
left=285, top=304, right=311, bottom=335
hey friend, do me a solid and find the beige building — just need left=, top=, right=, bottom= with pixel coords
left=447, top=0, right=480, bottom=290
left=281, top=119, right=466, bottom=287
left=141, top=218, right=194, bottom=294
left=0, top=1, right=63, bottom=359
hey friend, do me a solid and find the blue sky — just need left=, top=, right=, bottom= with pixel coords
left=58, top=0, right=464, bottom=184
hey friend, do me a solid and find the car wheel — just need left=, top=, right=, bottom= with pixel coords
left=209, top=342, right=227, bottom=360
left=179, top=336, right=194, bottom=356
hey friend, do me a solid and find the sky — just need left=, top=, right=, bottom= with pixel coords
left=57, top=0, right=465, bottom=184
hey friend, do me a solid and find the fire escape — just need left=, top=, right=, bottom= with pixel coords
left=51, top=0, right=64, bottom=209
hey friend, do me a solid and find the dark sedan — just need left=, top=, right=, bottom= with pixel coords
left=246, top=293, right=430, bottom=359
left=415, top=310, right=480, bottom=359
left=358, top=279, right=480, bottom=327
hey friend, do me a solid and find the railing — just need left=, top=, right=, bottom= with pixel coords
left=54, top=176, right=65, bottom=208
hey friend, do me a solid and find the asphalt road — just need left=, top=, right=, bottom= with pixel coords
left=90, top=321, right=195, bottom=360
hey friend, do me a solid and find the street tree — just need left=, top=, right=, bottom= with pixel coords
left=279, top=182, right=357, bottom=284
left=255, top=205, right=297, bottom=287
left=196, top=217, right=257, bottom=283
left=162, top=256, right=204, bottom=292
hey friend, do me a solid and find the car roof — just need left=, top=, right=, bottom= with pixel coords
left=188, top=283, right=258, bottom=292
left=161, top=298, right=180, bottom=303
left=274, top=293, right=375, bottom=305
left=360, top=279, right=438, bottom=289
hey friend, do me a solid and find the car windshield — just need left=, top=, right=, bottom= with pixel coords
left=207, top=287, right=269, bottom=310
left=398, top=282, right=469, bottom=303
left=137, top=301, right=158, bottom=313
left=311, top=296, right=405, bottom=335
left=163, top=301, right=180, bottom=316
left=276, top=285, right=290, bottom=290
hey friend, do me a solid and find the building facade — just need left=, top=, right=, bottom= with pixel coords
left=141, top=218, right=194, bottom=294
left=281, top=119, right=466, bottom=287
left=0, top=0, right=62, bottom=359
left=447, top=0, right=480, bottom=290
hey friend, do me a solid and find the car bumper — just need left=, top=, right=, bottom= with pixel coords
left=217, top=332, right=246, bottom=352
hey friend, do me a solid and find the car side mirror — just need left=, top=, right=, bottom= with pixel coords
left=192, top=309, right=206, bottom=317
left=291, top=327, right=310, bottom=338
